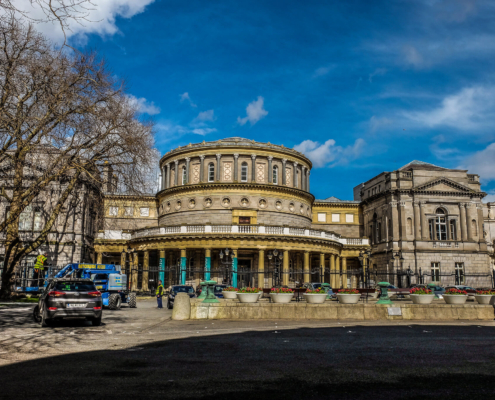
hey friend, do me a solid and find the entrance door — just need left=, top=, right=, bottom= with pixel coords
left=237, top=259, right=251, bottom=288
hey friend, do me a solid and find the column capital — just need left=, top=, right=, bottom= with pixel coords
left=185, top=157, right=190, bottom=162
left=251, top=154, right=257, bottom=160
left=165, top=162, right=170, bottom=167
left=174, top=159, right=179, bottom=165
left=282, top=158, right=287, bottom=163
left=216, top=153, right=222, bottom=159
left=399, top=201, right=406, bottom=207
left=413, top=201, right=420, bottom=207
left=233, top=153, right=239, bottom=159
left=293, top=161, right=298, bottom=166
left=199, top=155, right=205, bottom=160
left=389, top=201, right=398, bottom=207
left=267, top=155, right=273, bottom=161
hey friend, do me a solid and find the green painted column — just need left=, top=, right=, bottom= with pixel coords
left=232, top=249, right=238, bottom=288
left=180, top=249, right=187, bottom=285
left=159, top=249, right=166, bottom=285
left=205, top=249, right=211, bottom=280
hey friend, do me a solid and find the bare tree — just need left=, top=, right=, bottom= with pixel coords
left=0, top=19, right=158, bottom=298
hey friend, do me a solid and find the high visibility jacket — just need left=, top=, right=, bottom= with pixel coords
left=156, top=284, right=164, bottom=296
left=34, top=255, right=47, bottom=271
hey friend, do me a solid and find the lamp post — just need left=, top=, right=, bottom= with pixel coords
left=391, top=251, right=405, bottom=287
left=267, top=249, right=284, bottom=287
left=219, top=248, right=234, bottom=286
left=358, top=249, right=371, bottom=289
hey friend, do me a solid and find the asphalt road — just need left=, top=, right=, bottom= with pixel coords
left=1, top=300, right=495, bottom=399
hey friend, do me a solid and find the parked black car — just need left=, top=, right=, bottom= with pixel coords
left=33, top=278, right=102, bottom=327
left=196, top=284, right=229, bottom=298
left=167, top=285, right=196, bottom=309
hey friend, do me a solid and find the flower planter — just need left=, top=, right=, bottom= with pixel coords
left=337, top=293, right=361, bottom=304
left=409, top=294, right=435, bottom=305
left=222, top=291, right=237, bottom=299
left=236, top=293, right=259, bottom=303
left=303, top=293, right=327, bottom=304
left=269, top=293, right=294, bottom=303
left=258, top=291, right=263, bottom=300
left=443, top=294, right=468, bottom=305
left=475, top=294, right=494, bottom=305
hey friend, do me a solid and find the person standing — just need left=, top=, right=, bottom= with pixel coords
left=32, top=253, right=48, bottom=287
left=156, top=280, right=164, bottom=309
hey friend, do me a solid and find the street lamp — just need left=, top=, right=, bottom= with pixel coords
left=267, top=249, right=283, bottom=287
left=219, top=248, right=234, bottom=286
left=359, top=249, right=372, bottom=288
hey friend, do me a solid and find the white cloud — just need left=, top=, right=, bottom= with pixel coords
left=368, top=68, right=387, bottom=83
left=402, top=45, right=425, bottom=68
left=312, top=65, right=334, bottom=79
left=459, top=142, right=495, bottom=182
left=194, top=110, right=216, bottom=122
left=191, top=128, right=217, bottom=136
left=179, top=92, right=197, bottom=108
left=369, top=116, right=392, bottom=133
left=10, top=0, right=155, bottom=42
left=403, top=86, right=495, bottom=130
left=237, top=96, right=268, bottom=126
left=294, top=138, right=365, bottom=168
left=127, top=94, right=160, bottom=115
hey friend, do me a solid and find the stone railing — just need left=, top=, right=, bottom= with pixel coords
left=432, top=241, right=460, bottom=248
left=122, top=225, right=369, bottom=246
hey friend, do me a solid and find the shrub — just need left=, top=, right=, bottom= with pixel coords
left=305, top=287, right=326, bottom=294
left=409, top=287, right=432, bottom=295
left=222, top=287, right=238, bottom=292
left=237, top=287, right=261, bottom=294
left=476, top=290, right=495, bottom=295
left=445, top=288, right=467, bottom=295
left=270, top=287, right=294, bottom=294
left=338, top=289, right=359, bottom=294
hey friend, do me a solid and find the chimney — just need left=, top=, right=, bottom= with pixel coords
left=102, top=161, right=114, bottom=193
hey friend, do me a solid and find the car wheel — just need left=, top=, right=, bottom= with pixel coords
left=33, top=305, right=42, bottom=324
left=92, top=317, right=102, bottom=326
left=41, top=309, right=53, bottom=328
left=128, top=293, right=137, bottom=308
left=108, top=293, right=121, bottom=310
left=167, top=300, right=172, bottom=309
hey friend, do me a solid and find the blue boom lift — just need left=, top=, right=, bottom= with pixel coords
left=51, top=263, right=136, bottom=310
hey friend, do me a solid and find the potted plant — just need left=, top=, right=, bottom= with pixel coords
left=303, top=287, right=327, bottom=304
left=236, top=287, right=261, bottom=303
left=269, top=287, right=294, bottom=303
left=409, top=287, right=435, bottom=304
left=336, top=288, right=361, bottom=304
left=474, top=289, right=495, bottom=305
left=222, top=287, right=238, bottom=299
left=443, top=288, right=468, bottom=304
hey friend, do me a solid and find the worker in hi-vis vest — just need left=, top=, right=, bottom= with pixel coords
left=156, top=280, right=164, bottom=309
left=32, top=253, right=47, bottom=287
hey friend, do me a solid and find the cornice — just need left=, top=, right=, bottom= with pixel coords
left=313, top=201, right=361, bottom=209
left=103, top=194, right=158, bottom=202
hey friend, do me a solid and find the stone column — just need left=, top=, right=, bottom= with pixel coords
left=161, top=166, right=165, bottom=190
left=180, top=249, right=187, bottom=285
left=390, top=201, right=399, bottom=241
left=342, top=257, right=348, bottom=288
left=251, top=154, right=256, bottom=182
left=185, top=157, right=190, bottom=184
left=282, top=250, right=289, bottom=286
left=335, top=256, right=340, bottom=288
left=303, top=251, right=310, bottom=283
left=174, top=160, right=179, bottom=186
left=282, top=159, right=287, bottom=185
left=460, top=203, right=467, bottom=241
left=419, top=201, right=427, bottom=240
left=351, top=274, right=357, bottom=289
left=413, top=201, right=421, bottom=240
left=165, top=163, right=170, bottom=189
left=233, top=154, right=239, bottom=182
left=466, top=203, right=474, bottom=241
left=215, top=154, right=221, bottom=181
left=477, top=205, right=484, bottom=241
left=142, top=250, right=149, bottom=292
left=204, top=249, right=211, bottom=280
left=120, top=251, right=126, bottom=268
left=96, top=252, right=102, bottom=264
left=267, top=156, right=273, bottom=183
left=307, top=171, right=310, bottom=192
left=199, top=155, right=205, bottom=183
left=399, top=201, right=407, bottom=240
left=159, top=249, right=165, bottom=286
left=330, top=254, right=336, bottom=288
left=258, top=249, right=265, bottom=288
left=232, top=249, right=238, bottom=288
left=131, top=252, right=138, bottom=291
left=320, top=253, right=325, bottom=283
left=293, top=162, right=298, bottom=188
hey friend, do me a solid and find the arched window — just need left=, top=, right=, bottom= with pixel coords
left=182, top=166, right=187, bottom=185
left=241, top=162, right=248, bottom=182
left=208, top=163, right=215, bottom=182
left=471, top=219, right=478, bottom=237
left=273, top=165, right=278, bottom=185
left=431, top=208, right=447, bottom=240
left=450, top=220, right=457, bottom=240
left=407, top=218, right=413, bottom=235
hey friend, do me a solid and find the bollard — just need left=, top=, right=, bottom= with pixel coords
left=172, top=293, right=191, bottom=320
left=202, top=280, right=219, bottom=304
left=376, top=282, right=393, bottom=305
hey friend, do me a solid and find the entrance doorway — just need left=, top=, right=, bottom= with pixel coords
left=237, top=259, right=251, bottom=288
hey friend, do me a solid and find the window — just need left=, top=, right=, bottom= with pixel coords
left=182, top=167, right=187, bottom=185
left=376, top=222, right=381, bottom=242
left=368, top=190, right=370, bottom=197
left=449, top=220, right=457, bottom=240
left=435, top=208, right=447, bottom=241
left=431, top=262, right=440, bottom=282
left=332, top=214, right=340, bottom=222
left=124, top=207, right=133, bottom=216
left=33, top=208, right=42, bottom=231
left=407, top=218, right=413, bottom=235
left=378, top=184, right=381, bottom=192
left=317, top=213, right=326, bottom=222
left=109, top=207, right=118, bottom=216
left=188, top=258, right=195, bottom=279
left=273, top=165, right=278, bottom=185
left=455, top=262, right=465, bottom=285
left=208, top=163, right=215, bottom=182
left=19, top=206, right=33, bottom=230
left=346, top=214, right=354, bottom=223
left=241, top=162, right=248, bottom=182
left=239, top=216, right=251, bottom=224
left=429, top=219, right=434, bottom=240
left=471, top=219, right=477, bottom=237
left=140, top=207, right=149, bottom=217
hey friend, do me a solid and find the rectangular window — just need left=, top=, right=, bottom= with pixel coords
left=109, top=207, right=118, bottom=216
left=449, top=220, right=457, bottom=240
left=429, top=219, right=434, bottom=240
left=317, top=213, right=326, bottom=222
left=436, top=216, right=447, bottom=240
left=345, top=214, right=354, bottom=223
left=33, top=208, right=42, bottom=231
left=124, top=207, right=133, bottom=216
left=19, top=206, right=33, bottom=230
left=140, top=207, right=150, bottom=217
left=208, top=164, right=215, bottom=182
left=332, top=214, right=340, bottom=222
left=431, top=262, right=440, bottom=283
left=239, top=216, right=251, bottom=224
left=455, top=262, right=465, bottom=285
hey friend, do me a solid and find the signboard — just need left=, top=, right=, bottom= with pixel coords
left=78, top=264, right=107, bottom=269
left=387, top=307, right=402, bottom=316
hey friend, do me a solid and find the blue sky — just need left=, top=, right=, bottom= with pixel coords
left=21, top=0, right=495, bottom=200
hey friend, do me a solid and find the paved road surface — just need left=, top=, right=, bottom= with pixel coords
left=1, top=299, right=495, bottom=399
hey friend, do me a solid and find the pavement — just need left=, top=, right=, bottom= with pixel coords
left=1, top=299, right=495, bottom=399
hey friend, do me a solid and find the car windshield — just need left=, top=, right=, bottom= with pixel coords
left=54, top=282, right=96, bottom=292
left=312, top=283, right=322, bottom=289
left=173, top=286, right=194, bottom=294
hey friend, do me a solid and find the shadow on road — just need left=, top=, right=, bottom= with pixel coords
left=1, top=325, right=495, bottom=399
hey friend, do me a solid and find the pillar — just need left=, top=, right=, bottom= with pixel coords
left=391, top=201, right=399, bottom=241
left=216, top=154, right=221, bottom=181
left=131, top=252, right=138, bottom=291
left=120, top=251, right=126, bottom=268
left=185, top=157, right=190, bottom=184
left=477, top=205, right=484, bottom=241
left=351, top=275, right=357, bottom=289
left=460, top=203, right=467, bottom=241
left=142, top=250, right=149, bottom=292
left=251, top=154, right=256, bottom=182
left=466, top=203, right=474, bottom=241
left=161, top=166, right=165, bottom=190
left=199, top=155, right=205, bottom=183
left=174, top=160, right=179, bottom=186
left=342, top=257, right=348, bottom=288
left=399, top=201, right=407, bottom=240
left=180, top=249, right=187, bottom=285
left=330, top=254, right=336, bottom=288
left=282, top=159, right=287, bottom=185
left=302, top=166, right=306, bottom=191
left=233, top=154, right=239, bottom=182
left=159, top=249, right=165, bottom=286
left=205, top=249, right=211, bottom=280
left=320, top=253, right=325, bottom=283
left=96, top=252, right=102, bottom=264
left=307, top=171, right=310, bottom=192
left=413, top=201, right=421, bottom=240
left=267, top=156, right=273, bottom=183
left=303, top=251, right=310, bottom=283
left=232, top=249, right=238, bottom=288
left=166, top=163, right=170, bottom=188
left=258, top=249, right=265, bottom=288
left=282, top=250, right=289, bottom=286
left=293, top=162, right=298, bottom=188
left=335, top=256, right=340, bottom=288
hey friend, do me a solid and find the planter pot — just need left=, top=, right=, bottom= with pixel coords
left=443, top=294, right=468, bottom=305
left=337, top=293, right=361, bottom=304
left=303, top=293, right=327, bottom=304
left=258, top=291, right=263, bottom=300
left=269, top=293, right=294, bottom=303
left=475, top=294, right=495, bottom=305
left=236, top=293, right=259, bottom=303
left=410, top=294, right=435, bottom=305
left=222, top=291, right=237, bottom=299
